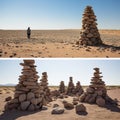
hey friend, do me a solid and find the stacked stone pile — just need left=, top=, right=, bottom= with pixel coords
left=75, top=81, right=84, bottom=96
left=40, top=72, right=52, bottom=103
left=79, top=6, right=103, bottom=46
left=5, top=60, right=46, bottom=111
left=59, top=81, right=66, bottom=93
left=66, top=77, right=75, bottom=96
left=80, top=67, right=109, bottom=107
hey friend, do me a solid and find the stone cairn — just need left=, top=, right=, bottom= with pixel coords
left=75, top=81, right=84, bottom=96
left=78, top=6, right=103, bottom=46
left=39, top=72, right=52, bottom=103
left=5, top=60, right=46, bottom=111
left=66, top=77, right=75, bottom=96
left=59, top=81, right=66, bottom=93
left=80, top=67, right=112, bottom=107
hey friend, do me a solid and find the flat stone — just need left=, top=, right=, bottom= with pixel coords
left=51, top=107, right=64, bottom=114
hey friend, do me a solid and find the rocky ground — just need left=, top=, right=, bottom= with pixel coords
left=0, top=30, right=120, bottom=58
left=0, top=86, right=120, bottom=120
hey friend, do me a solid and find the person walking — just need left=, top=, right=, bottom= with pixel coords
left=27, top=27, right=31, bottom=39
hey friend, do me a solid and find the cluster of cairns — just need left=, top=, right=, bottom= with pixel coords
left=80, top=67, right=117, bottom=107
left=66, top=77, right=84, bottom=96
left=4, top=60, right=118, bottom=115
left=5, top=60, right=49, bottom=111
left=77, top=6, right=103, bottom=46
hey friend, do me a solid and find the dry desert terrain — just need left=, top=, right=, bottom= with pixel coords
left=0, top=86, right=120, bottom=120
left=0, top=30, right=120, bottom=58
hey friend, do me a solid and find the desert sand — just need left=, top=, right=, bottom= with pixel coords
left=0, top=30, right=120, bottom=58
left=0, top=86, right=120, bottom=120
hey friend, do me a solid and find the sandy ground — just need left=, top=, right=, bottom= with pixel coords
left=0, top=30, right=120, bottom=58
left=0, top=87, right=120, bottom=120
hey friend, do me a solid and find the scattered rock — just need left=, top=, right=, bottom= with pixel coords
left=5, top=96, right=12, bottom=102
left=75, top=104, right=87, bottom=115
left=63, top=102, right=74, bottom=110
left=51, top=107, right=64, bottom=114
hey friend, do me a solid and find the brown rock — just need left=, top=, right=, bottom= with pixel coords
left=96, top=97, right=105, bottom=107
left=75, top=104, right=86, bottom=113
left=27, top=92, right=35, bottom=100
left=5, top=96, right=12, bottom=101
left=19, top=94, right=26, bottom=102
left=20, top=101, right=30, bottom=110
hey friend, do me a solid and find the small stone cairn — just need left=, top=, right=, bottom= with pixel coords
left=39, top=72, right=52, bottom=103
left=75, top=81, right=84, bottom=96
left=66, top=77, right=75, bottom=96
left=5, top=60, right=46, bottom=111
left=59, top=81, right=66, bottom=93
left=80, top=67, right=107, bottom=107
left=78, top=6, right=103, bottom=46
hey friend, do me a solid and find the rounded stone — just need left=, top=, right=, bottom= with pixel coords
left=75, top=104, right=86, bottom=113
left=96, top=97, right=105, bottom=107
left=19, top=94, right=26, bottom=102
left=20, top=101, right=30, bottom=110
left=27, top=92, right=35, bottom=100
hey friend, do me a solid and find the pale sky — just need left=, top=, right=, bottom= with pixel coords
left=0, top=59, right=120, bottom=86
left=0, top=0, right=120, bottom=29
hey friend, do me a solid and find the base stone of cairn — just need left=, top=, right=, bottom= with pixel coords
left=78, top=6, right=103, bottom=46
left=75, top=81, right=84, bottom=96
left=59, top=81, right=66, bottom=94
left=80, top=67, right=117, bottom=107
left=5, top=60, right=46, bottom=111
left=66, top=77, right=75, bottom=96
left=40, top=72, right=52, bottom=104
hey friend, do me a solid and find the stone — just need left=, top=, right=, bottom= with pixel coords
left=96, top=97, right=105, bottom=107
left=27, top=92, right=35, bottom=100
left=63, top=102, right=74, bottom=110
left=28, top=104, right=35, bottom=111
left=51, top=107, right=64, bottom=114
left=86, top=87, right=94, bottom=94
left=31, top=98, right=38, bottom=105
left=72, top=101, right=78, bottom=105
left=5, top=96, right=12, bottom=101
left=53, top=104, right=59, bottom=108
left=19, top=94, right=26, bottom=102
left=20, top=101, right=30, bottom=110
left=75, top=104, right=86, bottom=113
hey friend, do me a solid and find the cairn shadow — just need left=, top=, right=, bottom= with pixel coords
left=0, top=109, right=44, bottom=120
left=98, top=43, right=120, bottom=51
left=76, top=111, right=88, bottom=116
left=105, top=104, right=120, bottom=112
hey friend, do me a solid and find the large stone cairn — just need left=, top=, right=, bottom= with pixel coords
left=59, top=81, right=66, bottom=93
left=5, top=60, right=45, bottom=111
left=80, top=68, right=107, bottom=107
left=79, top=6, right=103, bottom=46
left=75, top=81, right=84, bottom=96
left=40, top=72, right=52, bottom=103
left=66, top=77, right=75, bottom=96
